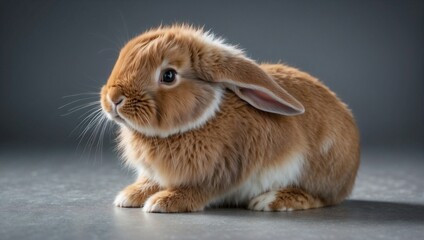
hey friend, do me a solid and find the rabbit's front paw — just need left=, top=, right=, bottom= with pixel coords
left=114, top=190, right=143, bottom=208
left=114, top=182, right=159, bottom=208
left=143, top=190, right=205, bottom=213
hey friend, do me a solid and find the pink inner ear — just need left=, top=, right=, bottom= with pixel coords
left=242, top=88, right=276, bottom=103
left=239, top=87, right=300, bottom=115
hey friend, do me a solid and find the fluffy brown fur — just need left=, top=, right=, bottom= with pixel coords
left=100, top=24, right=360, bottom=213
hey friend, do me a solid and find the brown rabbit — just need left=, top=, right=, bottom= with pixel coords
left=100, top=24, right=360, bottom=212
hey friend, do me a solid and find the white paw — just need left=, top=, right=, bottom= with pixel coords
left=113, top=191, right=141, bottom=208
left=142, top=196, right=165, bottom=213
left=248, top=191, right=278, bottom=211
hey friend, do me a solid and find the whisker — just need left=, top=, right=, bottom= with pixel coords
left=67, top=101, right=101, bottom=112
left=76, top=112, right=104, bottom=154
left=62, top=92, right=99, bottom=98
left=92, top=115, right=108, bottom=163
left=78, top=110, right=104, bottom=141
left=61, top=91, right=114, bottom=163
left=62, top=101, right=101, bottom=116
left=97, top=116, right=110, bottom=163
left=77, top=106, right=102, bottom=120
left=58, top=97, right=99, bottom=110
left=70, top=108, right=102, bottom=137
left=82, top=112, right=106, bottom=158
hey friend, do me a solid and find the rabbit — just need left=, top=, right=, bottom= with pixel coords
left=100, top=24, right=360, bottom=213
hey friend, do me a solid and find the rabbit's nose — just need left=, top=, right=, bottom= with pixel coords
left=108, top=87, right=125, bottom=107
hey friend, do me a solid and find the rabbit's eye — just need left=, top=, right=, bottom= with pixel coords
left=161, top=69, right=177, bottom=84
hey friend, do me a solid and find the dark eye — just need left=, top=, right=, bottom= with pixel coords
left=161, top=69, right=177, bottom=84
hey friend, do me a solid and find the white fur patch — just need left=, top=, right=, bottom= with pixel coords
left=211, top=152, right=305, bottom=207
left=321, top=137, right=334, bottom=155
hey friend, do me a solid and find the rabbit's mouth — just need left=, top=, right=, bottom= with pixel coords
left=112, top=114, right=125, bottom=124
left=109, top=110, right=131, bottom=127
left=109, top=110, right=148, bottom=134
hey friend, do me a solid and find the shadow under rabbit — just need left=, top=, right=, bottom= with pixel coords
left=200, top=199, right=424, bottom=223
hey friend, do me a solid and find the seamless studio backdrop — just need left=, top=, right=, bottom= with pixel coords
left=0, top=0, right=423, bottom=151
left=1, top=1, right=424, bottom=240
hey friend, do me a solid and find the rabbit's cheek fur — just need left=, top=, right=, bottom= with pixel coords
left=119, top=85, right=223, bottom=138
left=148, top=85, right=224, bottom=138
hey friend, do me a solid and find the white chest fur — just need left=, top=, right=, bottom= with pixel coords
left=210, top=152, right=305, bottom=207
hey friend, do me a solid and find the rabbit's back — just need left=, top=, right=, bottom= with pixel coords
left=261, top=64, right=360, bottom=205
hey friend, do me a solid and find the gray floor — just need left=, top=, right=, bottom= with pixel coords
left=1, top=147, right=423, bottom=240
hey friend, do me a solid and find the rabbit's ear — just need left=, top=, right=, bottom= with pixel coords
left=209, top=56, right=304, bottom=116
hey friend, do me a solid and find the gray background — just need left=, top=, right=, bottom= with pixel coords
left=1, top=0, right=423, bottom=150
left=1, top=1, right=424, bottom=240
